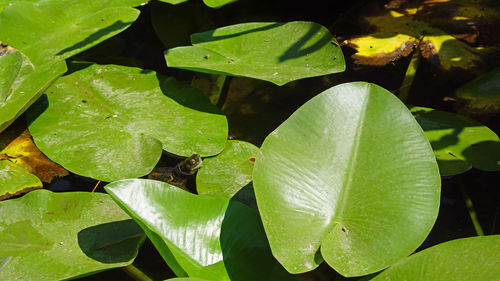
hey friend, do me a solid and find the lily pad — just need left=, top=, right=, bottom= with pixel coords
left=0, top=0, right=143, bottom=66
left=27, top=64, right=227, bottom=181
left=410, top=106, right=500, bottom=176
left=158, top=0, right=236, bottom=8
left=0, top=160, right=41, bottom=201
left=165, top=21, right=345, bottom=85
left=370, top=235, right=500, bottom=281
left=348, top=10, right=484, bottom=70
left=456, top=66, right=500, bottom=114
left=0, top=50, right=67, bottom=133
left=252, top=82, right=440, bottom=276
left=0, top=189, right=145, bottom=280
left=197, top=140, right=259, bottom=198
left=0, top=128, right=68, bottom=183
left=105, top=178, right=296, bottom=281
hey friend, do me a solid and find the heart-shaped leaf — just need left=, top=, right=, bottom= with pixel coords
left=456, top=66, right=500, bottom=115
left=165, top=21, right=345, bottom=85
left=369, top=235, right=500, bottom=281
left=252, top=82, right=440, bottom=276
left=0, top=0, right=144, bottom=66
left=0, top=189, right=145, bottom=280
left=411, top=106, right=500, bottom=175
left=0, top=50, right=66, bottom=133
left=197, top=140, right=258, bottom=198
left=105, top=179, right=296, bottom=281
left=27, top=64, right=227, bottom=181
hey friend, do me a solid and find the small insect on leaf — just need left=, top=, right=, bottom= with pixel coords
left=248, top=156, right=256, bottom=163
left=0, top=153, right=21, bottom=160
left=204, top=54, right=210, bottom=59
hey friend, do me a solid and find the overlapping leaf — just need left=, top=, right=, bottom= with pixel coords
left=0, top=0, right=145, bottom=66
left=0, top=189, right=145, bottom=280
left=0, top=160, right=41, bottom=201
left=253, top=82, right=440, bottom=276
left=27, top=64, right=227, bottom=181
left=165, top=21, right=345, bottom=85
left=158, top=0, right=236, bottom=8
left=197, top=140, right=258, bottom=197
left=0, top=50, right=66, bottom=133
left=411, top=106, right=500, bottom=175
left=105, top=179, right=296, bottom=281
left=348, top=7, right=490, bottom=70
left=370, top=235, right=500, bottom=281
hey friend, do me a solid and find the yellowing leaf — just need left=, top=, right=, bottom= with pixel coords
left=0, top=128, right=68, bottom=183
left=349, top=5, right=487, bottom=70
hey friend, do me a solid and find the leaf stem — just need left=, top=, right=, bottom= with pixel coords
left=459, top=183, right=485, bottom=236
left=215, top=75, right=232, bottom=109
left=398, top=49, right=421, bottom=103
left=121, top=264, right=154, bottom=281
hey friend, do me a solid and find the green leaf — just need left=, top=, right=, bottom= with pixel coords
left=456, top=66, right=500, bottom=114
left=252, top=82, right=440, bottom=276
left=370, top=235, right=500, bottom=281
left=411, top=106, right=500, bottom=175
left=27, top=64, right=227, bottom=181
left=0, top=189, right=145, bottom=280
left=197, top=140, right=258, bottom=198
left=157, top=0, right=236, bottom=8
left=165, top=21, right=345, bottom=85
left=105, top=179, right=296, bottom=281
left=0, top=50, right=67, bottom=133
left=0, top=161, right=41, bottom=201
left=0, top=0, right=143, bottom=66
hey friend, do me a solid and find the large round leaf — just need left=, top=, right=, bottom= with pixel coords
left=370, top=235, right=500, bottom=281
left=0, top=189, right=145, bottom=281
left=105, top=179, right=296, bottom=281
left=0, top=161, right=41, bottom=201
left=27, top=64, right=227, bottom=181
left=0, top=0, right=143, bottom=66
left=197, top=140, right=258, bottom=198
left=252, top=82, right=441, bottom=276
left=165, top=21, right=345, bottom=85
left=0, top=50, right=66, bottom=133
left=411, top=106, right=500, bottom=175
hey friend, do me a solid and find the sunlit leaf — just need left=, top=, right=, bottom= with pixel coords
left=0, top=129, right=68, bottom=182
left=27, top=64, right=227, bottom=181
left=197, top=140, right=258, bottom=198
left=370, top=235, right=500, bottom=281
left=0, top=160, right=41, bottom=201
left=253, top=82, right=440, bottom=276
left=165, top=21, right=345, bottom=85
left=411, top=106, right=500, bottom=175
left=157, top=0, right=236, bottom=8
left=0, top=189, right=145, bottom=280
left=105, top=179, right=296, bottom=281
left=0, top=50, right=66, bottom=133
left=0, top=0, right=143, bottom=66
left=348, top=8, right=487, bottom=70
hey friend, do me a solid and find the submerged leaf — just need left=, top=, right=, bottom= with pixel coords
left=456, top=66, right=500, bottom=114
left=0, top=189, right=145, bottom=280
left=165, top=21, right=345, bottom=85
left=27, top=64, right=227, bottom=181
left=253, top=82, right=440, bottom=276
